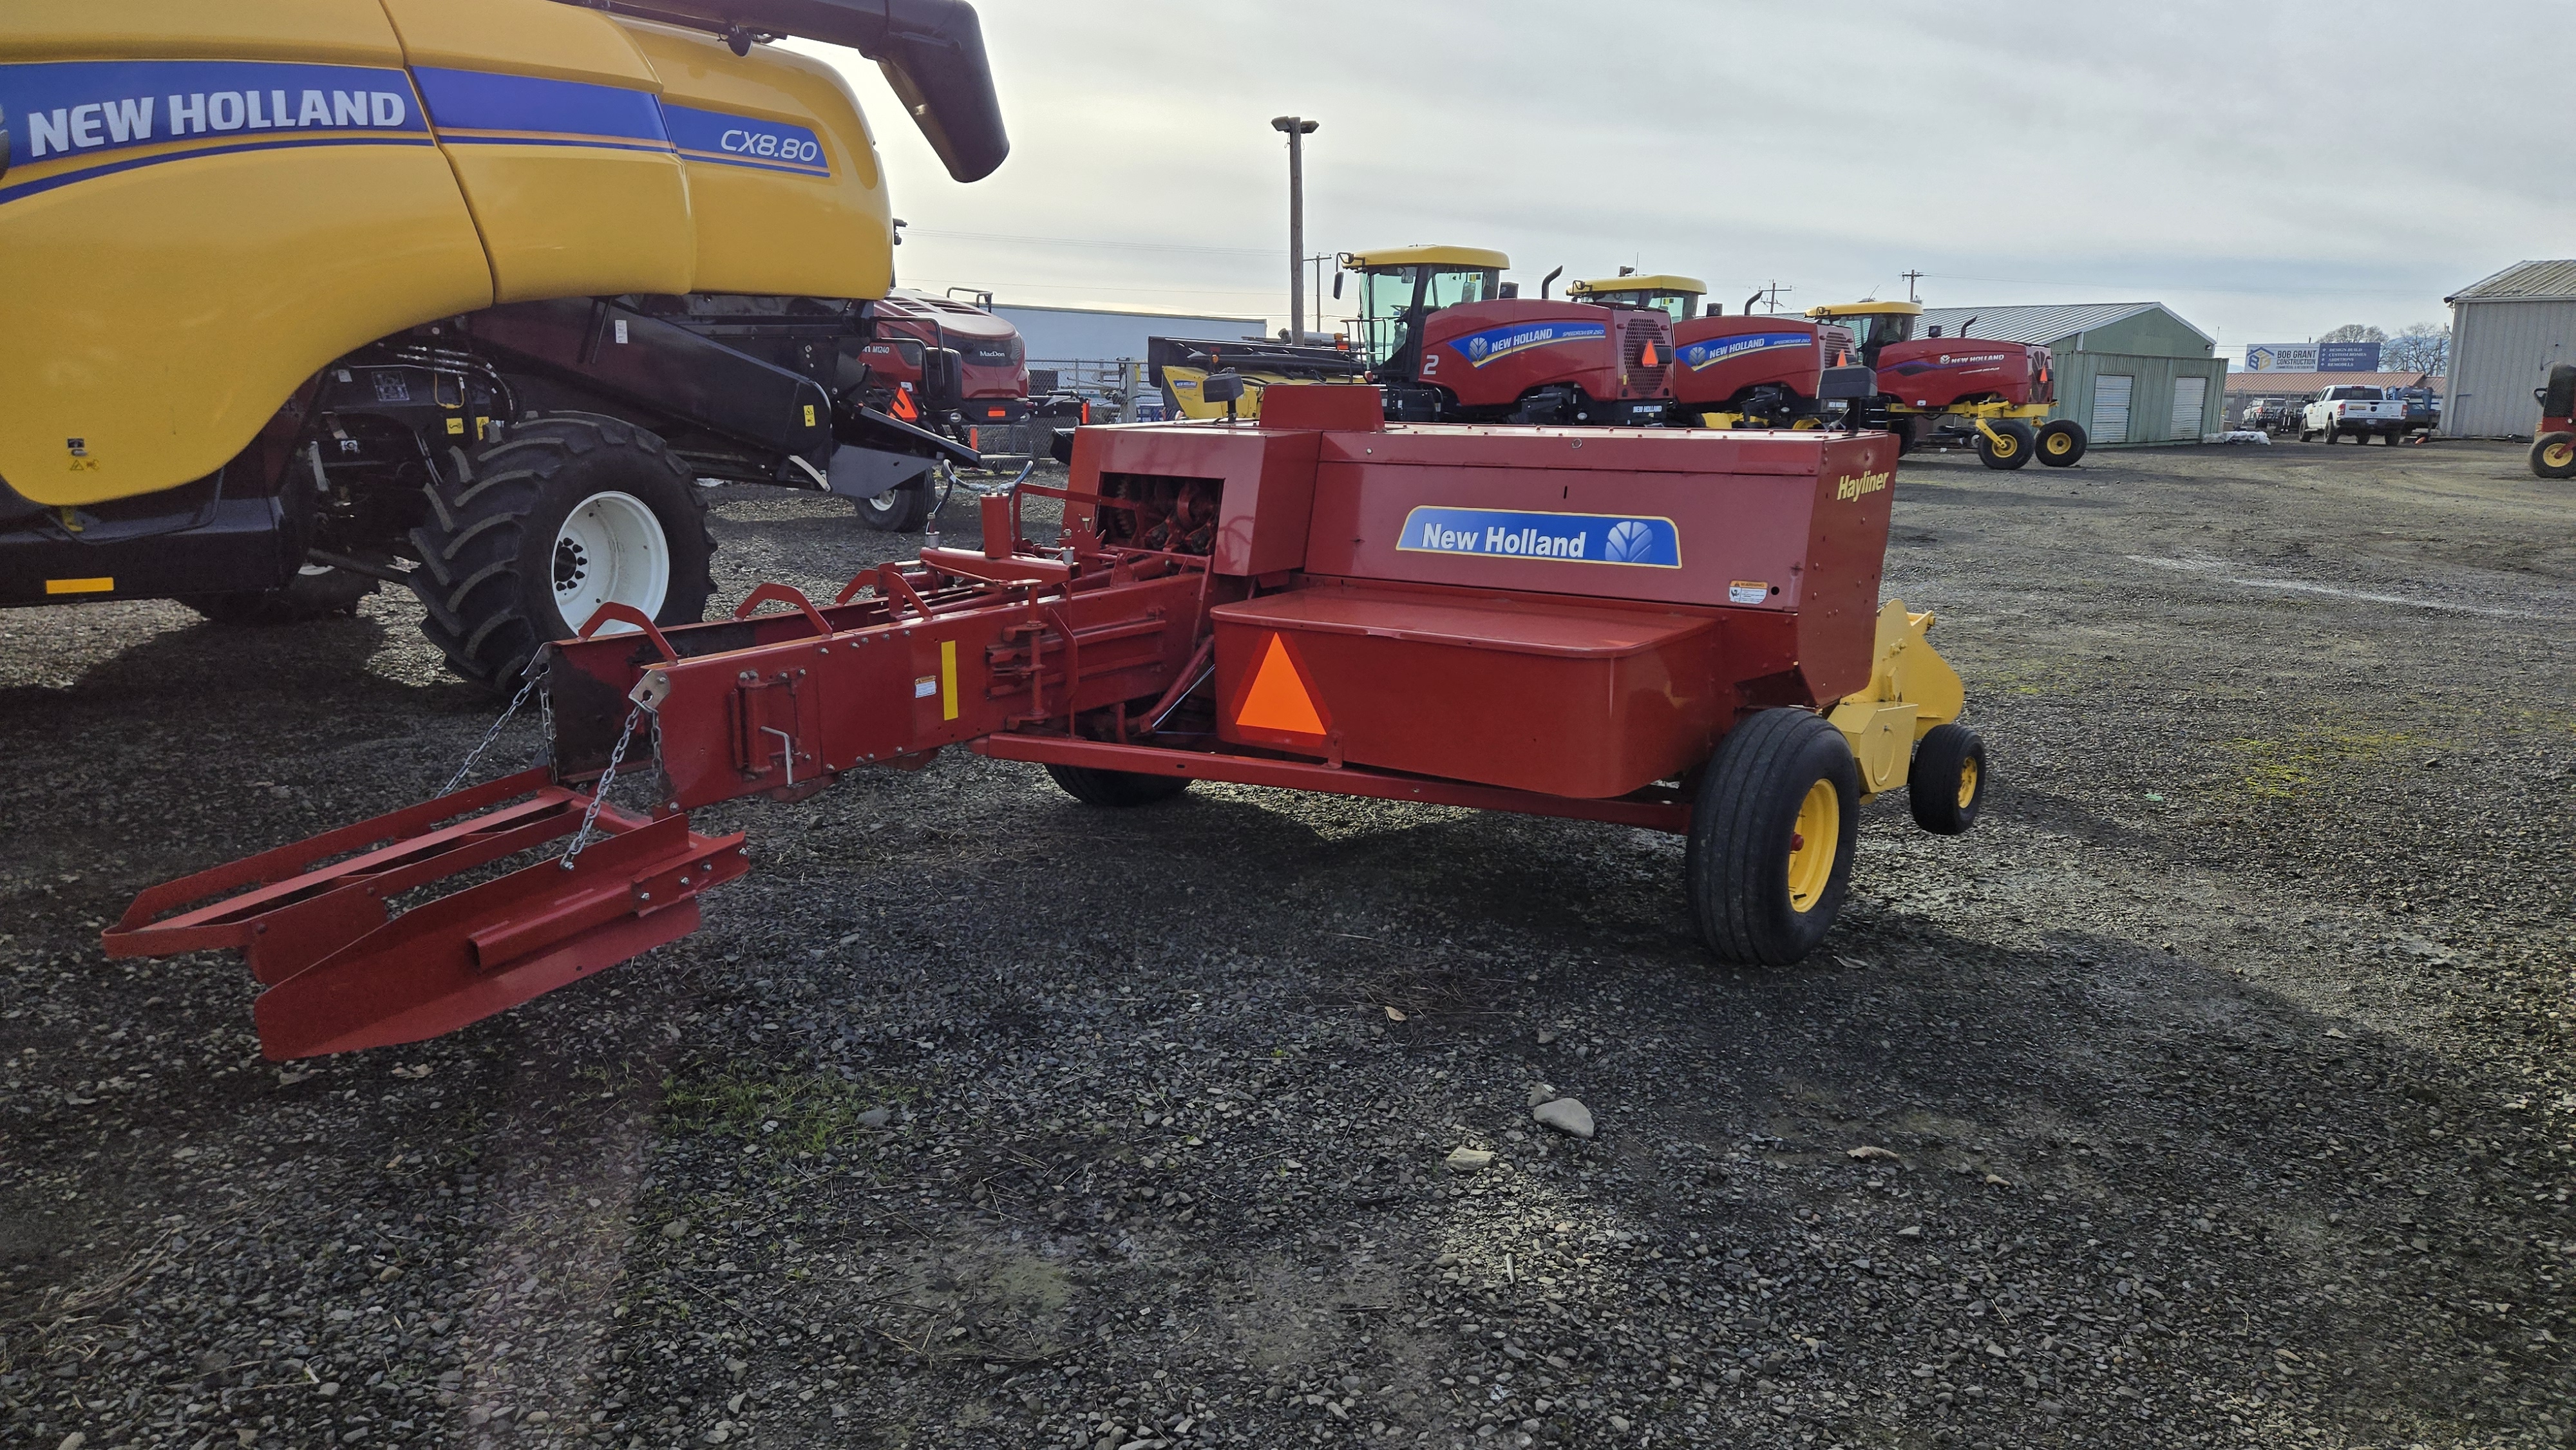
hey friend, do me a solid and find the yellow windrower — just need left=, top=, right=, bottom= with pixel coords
left=1828, top=600, right=1968, bottom=800
left=0, top=0, right=900, bottom=509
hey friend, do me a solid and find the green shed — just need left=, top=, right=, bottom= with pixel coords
left=1915, top=303, right=2228, bottom=447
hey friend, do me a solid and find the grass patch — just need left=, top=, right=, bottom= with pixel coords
left=2225, top=726, right=2423, bottom=800
left=661, top=1067, right=882, bottom=1156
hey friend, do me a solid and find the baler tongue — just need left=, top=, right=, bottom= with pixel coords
left=102, top=767, right=746, bottom=1060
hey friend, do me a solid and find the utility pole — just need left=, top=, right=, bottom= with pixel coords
left=1272, top=116, right=1318, bottom=342
left=1901, top=269, right=1925, bottom=303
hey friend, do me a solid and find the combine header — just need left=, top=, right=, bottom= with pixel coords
left=108, top=388, right=1986, bottom=1059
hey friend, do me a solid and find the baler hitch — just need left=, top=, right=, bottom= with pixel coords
left=103, top=765, right=746, bottom=1059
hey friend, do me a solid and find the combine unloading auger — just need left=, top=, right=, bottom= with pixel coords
left=106, top=390, right=1985, bottom=1059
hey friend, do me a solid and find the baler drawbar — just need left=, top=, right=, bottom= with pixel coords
left=106, top=386, right=1987, bottom=1059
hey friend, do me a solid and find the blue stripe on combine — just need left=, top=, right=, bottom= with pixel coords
left=0, top=134, right=435, bottom=207
left=411, top=66, right=669, bottom=145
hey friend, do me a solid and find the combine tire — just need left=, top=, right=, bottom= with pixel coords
left=2531, top=432, right=2576, bottom=478
left=410, top=415, right=714, bottom=691
left=1907, top=722, right=1987, bottom=835
left=2035, top=419, right=2088, bottom=467
left=1044, top=764, right=1190, bottom=807
left=856, top=476, right=936, bottom=532
left=1975, top=420, right=2036, bottom=470
left=182, top=563, right=377, bottom=626
left=1684, top=709, right=1859, bottom=966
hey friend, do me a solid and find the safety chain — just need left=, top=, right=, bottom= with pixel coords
left=536, top=679, right=557, bottom=769
left=560, top=704, right=644, bottom=871
left=439, top=672, right=540, bottom=799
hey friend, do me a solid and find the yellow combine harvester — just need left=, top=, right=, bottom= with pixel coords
left=0, top=0, right=1005, bottom=686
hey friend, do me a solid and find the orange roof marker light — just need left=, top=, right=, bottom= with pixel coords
left=1233, top=633, right=1327, bottom=737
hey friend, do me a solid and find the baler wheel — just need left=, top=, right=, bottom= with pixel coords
left=2035, top=420, right=2088, bottom=467
left=1975, top=420, right=2036, bottom=471
left=2531, top=433, right=2576, bottom=479
left=1044, top=763, right=1191, bottom=807
left=1684, top=710, right=1860, bottom=966
left=1906, top=722, right=1987, bottom=835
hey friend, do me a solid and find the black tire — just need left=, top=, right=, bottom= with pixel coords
left=1907, top=722, right=1987, bottom=835
left=1044, top=763, right=1191, bottom=807
left=2530, top=432, right=2576, bottom=479
left=1974, top=420, right=2036, bottom=470
left=2034, top=419, right=2088, bottom=467
left=1683, top=709, right=1860, bottom=966
left=856, top=477, right=934, bottom=533
left=181, top=564, right=377, bottom=626
left=410, top=414, right=715, bottom=691
left=2321, top=426, right=2338, bottom=445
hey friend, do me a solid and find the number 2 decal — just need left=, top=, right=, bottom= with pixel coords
left=1421, top=352, right=1440, bottom=374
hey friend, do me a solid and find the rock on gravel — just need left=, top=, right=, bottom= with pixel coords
left=1531, top=1097, right=1595, bottom=1138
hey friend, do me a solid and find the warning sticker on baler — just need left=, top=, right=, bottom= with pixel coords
left=1396, top=506, right=1680, bottom=568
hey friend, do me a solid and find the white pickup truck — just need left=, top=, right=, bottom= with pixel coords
left=2300, top=385, right=2407, bottom=445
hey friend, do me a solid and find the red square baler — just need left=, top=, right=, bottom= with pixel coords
left=106, top=386, right=1986, bottom=1059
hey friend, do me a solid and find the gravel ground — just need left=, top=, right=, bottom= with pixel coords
left=3, top=437, right=2572, bottom=1450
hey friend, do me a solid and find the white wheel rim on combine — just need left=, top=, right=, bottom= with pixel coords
left=552, top=491, right=670, bottom=635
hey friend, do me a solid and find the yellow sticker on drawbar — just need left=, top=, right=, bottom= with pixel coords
left=803, top=404, right=817, bottom=428
left=446, top=417, right=464, bottom=435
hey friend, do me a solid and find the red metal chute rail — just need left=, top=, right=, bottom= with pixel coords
left=106, top=383, right=1923, bottom=1059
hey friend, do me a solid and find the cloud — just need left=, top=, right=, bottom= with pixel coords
left=798, top=0, right=2576, bottom=347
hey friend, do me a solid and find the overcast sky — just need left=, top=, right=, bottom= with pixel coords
left=798, top=0, right=2575, bottom=356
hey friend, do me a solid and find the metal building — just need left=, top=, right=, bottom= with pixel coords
left=1915, top=302, right=2228, bottom=446
left=992, top=302, right=1266, bottom=368
left=2440, top=260, right=2576, bottom=438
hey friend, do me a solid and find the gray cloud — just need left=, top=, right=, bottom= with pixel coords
left=797, top=0, right=2576, bottom=348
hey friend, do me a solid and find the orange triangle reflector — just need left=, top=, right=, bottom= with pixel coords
left=1642, top=340, right=1662, bottom=366
left=1236, top=634, right=1325, bottom=735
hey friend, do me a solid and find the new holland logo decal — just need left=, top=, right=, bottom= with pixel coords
left=1452, top=321, right=1607, bottom=368
left=1397, top=506, right=1680, bottom=567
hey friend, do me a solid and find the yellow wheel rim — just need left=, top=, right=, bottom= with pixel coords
left=2546, top=442, right=2574, bottom=469
left=1786, top=778, right=1841, bottom=914
left=1957, top=756, right=1980, bottom=809
left=2043, top=431, right=2072, bottom=457
left=1989, top=433, right=2018, bottom=457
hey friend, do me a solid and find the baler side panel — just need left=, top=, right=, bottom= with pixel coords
left=0, top=2, right=495, bottom=508
left=1792, top=433, right=1899, bottom=705
left=1209, top=584, right=1729, bottom=799
left=1300, top=437, right=1820, bottom=611
left=380, top=0, right=697, bottom=303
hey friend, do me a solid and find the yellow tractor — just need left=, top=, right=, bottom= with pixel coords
left=0, top=0, right=1006, bottom=686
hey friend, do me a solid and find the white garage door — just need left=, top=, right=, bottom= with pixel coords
left=2170, top=375, right=2208, bottom=438
left=2092, top=374, right=2133, bottom=443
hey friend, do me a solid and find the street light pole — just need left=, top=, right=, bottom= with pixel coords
left=1272, top=115, right=1318, bottom=343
